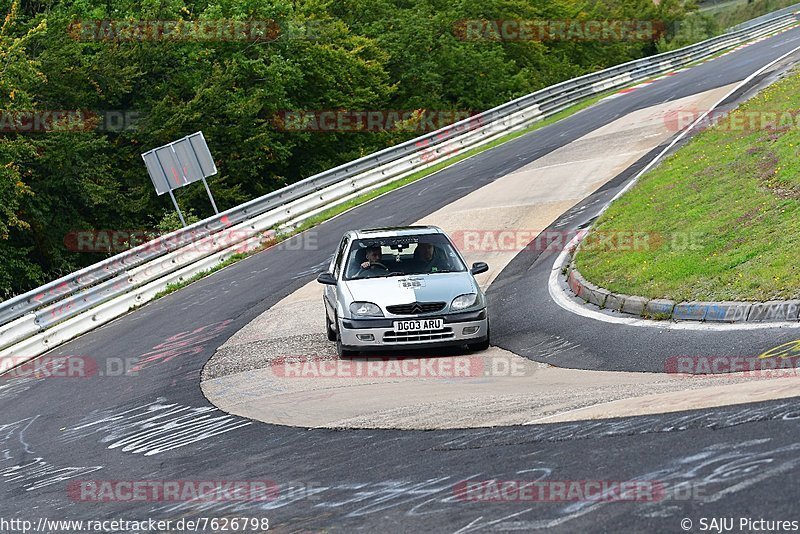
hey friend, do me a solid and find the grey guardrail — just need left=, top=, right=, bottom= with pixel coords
left=0, top=10, right=797, bottom=338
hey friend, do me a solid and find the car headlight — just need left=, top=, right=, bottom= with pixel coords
left=451, top=293, right=478, bottom=311
left=350, top=302, right=384, bottom=317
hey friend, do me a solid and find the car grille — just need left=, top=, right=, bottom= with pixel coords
left=383, top=327, right=455, bottom=343
left=386, top=302, right=446, bottom=315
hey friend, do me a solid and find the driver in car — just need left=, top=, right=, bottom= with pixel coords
left=359, top=246, right=383, bottom=270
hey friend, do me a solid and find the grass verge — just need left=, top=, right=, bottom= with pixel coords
left=574, top=68, right=800, bottom=302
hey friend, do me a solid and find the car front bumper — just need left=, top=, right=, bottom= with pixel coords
left=338, top=309, right=488, bottom=351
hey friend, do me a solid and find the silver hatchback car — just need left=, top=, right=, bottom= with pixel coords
left=317, top=226, right=490, bottom=357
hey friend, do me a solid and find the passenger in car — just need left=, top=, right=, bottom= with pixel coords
left=411, top=243, right=448, bottom=272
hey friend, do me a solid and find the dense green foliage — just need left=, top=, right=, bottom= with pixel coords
left=658, top=0, right=800, bottom=51
left=0, top=0, right=775, bottom=298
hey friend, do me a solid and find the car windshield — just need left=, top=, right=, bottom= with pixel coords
left=343, top=234, right=467, bottom=280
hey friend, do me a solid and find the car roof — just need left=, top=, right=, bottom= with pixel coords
left=349, top=226, right=444, bottom=239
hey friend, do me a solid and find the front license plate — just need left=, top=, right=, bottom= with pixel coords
left=393, top=319, right=444, bottom=332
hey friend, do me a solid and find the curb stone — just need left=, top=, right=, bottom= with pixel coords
left=747, top=300, right=800, bottom=322
left=569, top=270, right=609, bottom=307
left=673, top=302, right=708, bottom=321
left=604, top=293, right=627, bottom=312
left=564, top=266, right=798, bottom=323
left=621, top=295, right=649, bottom=316
left=704, top=302, right=752, bottom=322
left=645, top=299, right=676, bottom=317
left=673, top=301, right=752, bottom=322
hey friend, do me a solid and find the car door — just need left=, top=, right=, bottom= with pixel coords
left=324, top=235, right=349, bottom=319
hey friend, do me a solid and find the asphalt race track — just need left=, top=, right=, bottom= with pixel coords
left=3, top=25, right=800, bottom=533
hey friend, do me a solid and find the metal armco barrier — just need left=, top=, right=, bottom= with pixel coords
left=1, top=10, right=799, bottom=363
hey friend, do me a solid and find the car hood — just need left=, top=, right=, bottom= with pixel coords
left=343, top=272, right=477, bottom=310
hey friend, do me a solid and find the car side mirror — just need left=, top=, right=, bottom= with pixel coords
left=317, top=271, right=337, bottom=285
left=470, top=262, right=489, bottom=275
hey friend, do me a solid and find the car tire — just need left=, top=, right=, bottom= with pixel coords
left=467, top=325, right=490, bottom=352
left=337, top=336, right=358, bottom=358
left=325, top=307, right=337, bottom=342
left=334, top=313, right=358, bottom=358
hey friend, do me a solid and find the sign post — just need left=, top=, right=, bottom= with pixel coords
left=168, top=189, right=187, bottom=226
left=141, top=131, right=219, bottom=226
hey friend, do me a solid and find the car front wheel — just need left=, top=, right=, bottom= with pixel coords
left=325, top=306, right=337, bottom=341
left=336, top=336, right=358, bottom=358
left=334, top=313, right=358, bottom=358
